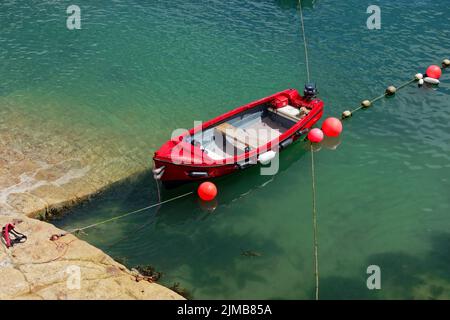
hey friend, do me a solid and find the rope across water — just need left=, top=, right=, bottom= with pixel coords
left=65, top=191, right=193, bottom=235
left=310, top=144, right=319, bottom=300
left=298, top=0, right=320, bottom=300
left=298, top=0, right=311, bottom=83
left=343, top=76, right=435, bottom=118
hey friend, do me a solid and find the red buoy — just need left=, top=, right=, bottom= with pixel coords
left=307, top=128, right=324, bottom=143
left=322, top=117, right=343, bottom=137
left=426, top=65, right=442, bottom=79
left=198, top=182, right=217, bottom=201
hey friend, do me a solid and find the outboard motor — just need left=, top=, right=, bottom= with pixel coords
left=303, top=83, right=318, bottom=101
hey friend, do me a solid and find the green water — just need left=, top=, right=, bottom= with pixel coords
left=2, top=0, right=450, bottom=299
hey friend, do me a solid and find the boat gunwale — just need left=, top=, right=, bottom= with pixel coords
left=154, top=89, right=323, bottom=168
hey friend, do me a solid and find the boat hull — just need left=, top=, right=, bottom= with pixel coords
left=153, top=88, right=324, bottom=185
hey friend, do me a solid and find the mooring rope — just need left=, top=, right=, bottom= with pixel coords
left=396, top=78, right=417, bottom=91
left=64, top=191, right=193, bottom=235
left=310, top=144, right=319, bottom=300
left=298, top=0, right=311, bottom=83
left=104, top=176, right=166, bottom=250
left=344, top=77, right=421, bottom=117
left=349, top=92, right=385, bottom=114
left=341, top=59, right=450, bottom=119
left=153, top=161, right=162, bottom=203
left=298, top=0, right=320, bottom=300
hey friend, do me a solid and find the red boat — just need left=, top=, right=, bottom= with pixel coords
left=153, top=87, right=324, bottom=186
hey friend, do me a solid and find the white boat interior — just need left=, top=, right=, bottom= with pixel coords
left=185, top=104, right=309, bottom=160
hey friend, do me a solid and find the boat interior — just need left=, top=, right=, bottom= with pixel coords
left=185, top=103, right=309, bottom=160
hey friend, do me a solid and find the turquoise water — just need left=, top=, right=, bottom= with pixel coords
left=2, top=0, right=450, bottom=299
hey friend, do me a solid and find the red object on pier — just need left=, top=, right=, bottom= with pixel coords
left=153, top=89, right=324, bottom=186
left=2, top=223, right=27, bottom=248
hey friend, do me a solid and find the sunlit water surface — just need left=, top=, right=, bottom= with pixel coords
left=2, top=0, right=449, bottom=299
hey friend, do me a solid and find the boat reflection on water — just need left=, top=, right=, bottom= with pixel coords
left=322, top=136, right=342, bottom=150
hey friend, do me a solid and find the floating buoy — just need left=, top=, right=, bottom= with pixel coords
left=415, top=73, right=423, bottom=80
left=418, top=79, right=424, bottom=87
left=426, top=65, right=442, bottom=79
left=361, top=100, right=371, bottom=108
left=307, top=128, right=324, bottom=143
left=322, top=117, right=343, bottom=137
left=385, top=86, right=397, bottom=96
left=198, top=182, right=217, bottom=201
left=424, top=77, right=440, bottom=85
left=443, top=59, right=450, bottom=68
left=342, top=110, right=352, bottom=119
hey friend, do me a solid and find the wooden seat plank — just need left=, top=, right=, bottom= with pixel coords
left=215, top=122, right=260, bottom=150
